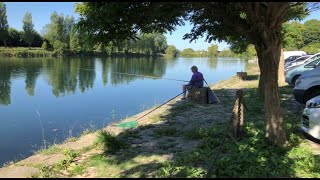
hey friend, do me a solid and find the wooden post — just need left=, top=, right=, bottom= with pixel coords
left=231, top=90, right=244, bottom=138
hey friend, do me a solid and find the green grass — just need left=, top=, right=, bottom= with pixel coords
left=0, top=47, right=54, bottom=57
left=30, top=165, right=55, bottom=178
left=155, top=84, right=320, bottom=178
left=68, top=164, right=87, bottom=176
left=65, top=137, right=78, bottom=143
left=155, top=126, right=178, bottom=137
left=94, top=130, right=125, bottom=154
left=150, top=114, right=165, bottom=123
left=37, top=145, right=62, bottom=155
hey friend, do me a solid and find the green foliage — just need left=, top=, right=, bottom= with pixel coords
left=283, top=21, right=306, bottom=49
left=180, top=48, right=195, bottom=57
left=37, top=144, right=62, bottom=155
left=22, top=12, right=35, bottom=47
left=303, top=19, right=320, bottom=46
left=8, top=28, right=23, bottom=47
left=208, top=44, right=219, bottom=57
left=301, top=42, right=320, bottom=54
left=237, top=44, right=257, bottom=60
left=70, top=25, right=81, bottom=53
left=0, top=2, right=9, bottom=46
left=94, top=130, right=123, bottom=154
left=218, top=49, right=237, bottom=57
left=41, top=41, right=49, bottom=50
left=165, top=45, right=178, bottom=57
left=53, top=40, right=68, bottom=55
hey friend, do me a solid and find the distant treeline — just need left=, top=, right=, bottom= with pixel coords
left=0, top=3, right=168, bottom=57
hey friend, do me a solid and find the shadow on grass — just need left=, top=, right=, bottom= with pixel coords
left=89, top=84, right=320, bottom=178
left=245, top=74, right=259, bottom=81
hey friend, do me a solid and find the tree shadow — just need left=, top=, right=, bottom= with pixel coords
left=91, top=84, right=320, bottom=178
left=245, top=74, right=259, bottom=81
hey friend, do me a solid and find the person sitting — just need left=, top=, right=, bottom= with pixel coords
left=182, top=65, right=204, bottom=100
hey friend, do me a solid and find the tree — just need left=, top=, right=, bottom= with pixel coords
left=303, top=19, right=320, bottom=46
left=180, top=48, right=195, bottom=57
left=283, top=21, right=306, bottom=49
left=23, top=12, right=35, bottom=48
left=8, top=28, right=23, bottom=47
left=76, top=2, right=319, bottom=146
left=70, top=25, right=81, bottom=53
left=208, top=44, right=219, bottom=57
left=0, top=2, right=9, bottom=47
left=165, top=45, right=178, bottom=57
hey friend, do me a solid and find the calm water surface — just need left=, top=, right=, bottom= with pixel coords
left=0, top=56, right=247, bottom=166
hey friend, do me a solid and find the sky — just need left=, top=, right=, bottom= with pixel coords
left=5, top=2, right=320, bottom=51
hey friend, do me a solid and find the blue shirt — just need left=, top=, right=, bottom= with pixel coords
left=188, top=71, right=204, bottom=87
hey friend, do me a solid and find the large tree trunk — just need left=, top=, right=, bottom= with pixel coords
left=255, top=45, right=265, bottom=100
left=256, top=39, right=287, bottom=146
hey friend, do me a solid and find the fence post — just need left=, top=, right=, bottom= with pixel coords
left=231, top=90, right=244, bottom=139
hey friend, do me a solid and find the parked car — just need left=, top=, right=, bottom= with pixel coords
left=283, top=50, right=307, bottom=59
left=286, top=52, right=320, bottom=70
left=293, top=66, right=320, bottom=104
left=285, top=56, right=320, bottom=86
left=301, top=95, right=320, bottom=140
left=285, top=55, right=311, bottom=69
left=285, top=55, right=302, bottom=63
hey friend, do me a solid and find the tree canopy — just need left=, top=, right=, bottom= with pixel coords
left=75, top=2, right=320, bottom=146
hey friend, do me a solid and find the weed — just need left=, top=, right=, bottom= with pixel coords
left=94, top=130, right=124, bottom=154
left=37, top=145, right=62, bottom=155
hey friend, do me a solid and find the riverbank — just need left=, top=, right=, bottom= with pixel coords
left=0, top=47, right=165, bottom=58
left=1, top=63, right=320, bottom=178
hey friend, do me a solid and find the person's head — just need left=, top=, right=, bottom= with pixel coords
left=191, top=66, right=198, bottom=73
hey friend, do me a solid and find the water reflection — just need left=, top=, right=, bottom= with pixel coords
left=0, top=57, right=169, bottom=104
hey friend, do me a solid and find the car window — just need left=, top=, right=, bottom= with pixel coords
left=306, top=58, right=320, bottom=67
left=308, top=54, right=320, bottom=62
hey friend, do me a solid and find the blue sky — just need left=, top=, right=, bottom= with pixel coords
left=5, top=2, right=320, bottom=51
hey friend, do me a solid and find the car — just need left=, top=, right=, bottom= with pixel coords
left=285, top=55, right=302, bottom=64
left=294, top=66, right=320, bottom=104
left=286, top=52, right=320, bottom=70
left=301, top=95, right=320, bottom=140
left=285, top=55, right=311, bottom=69
left=285, top=56, right=320, bottom=86
left=283, top=50, right=307, bottom=59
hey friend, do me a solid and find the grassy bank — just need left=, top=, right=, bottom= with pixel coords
left=0, top=47, right=165, bottom=58
left=0, top=47, right=54, bottom=57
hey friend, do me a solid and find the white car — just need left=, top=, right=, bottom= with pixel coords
left=301, top=95, right=320, bottom=140
left=283, top=50, right=307, bottom=59
left=285, top=55, right=311, bottom=69
left=286, top=52, right=320, bottom=70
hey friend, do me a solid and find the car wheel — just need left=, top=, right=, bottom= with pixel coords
left=304, top=89, right=320, bottom=104
left=292, top=75, right=300, bottom=86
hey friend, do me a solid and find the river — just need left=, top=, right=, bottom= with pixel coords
left=0, top=56, right=247, bottom=166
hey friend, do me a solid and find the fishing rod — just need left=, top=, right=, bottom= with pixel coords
left=112, top=87, right=193, bottom=128
left=111, top=72, right=189, bottom=83
left=72, top=67, right=189, bottom=83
